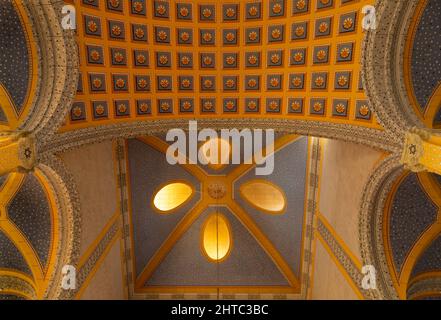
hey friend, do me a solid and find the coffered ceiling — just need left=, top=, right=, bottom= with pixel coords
left=62, top=0, right=379, bottom=132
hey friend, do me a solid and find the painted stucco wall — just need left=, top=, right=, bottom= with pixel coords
left=60, top=141, right=118, bottom=256
left=319, top=139, right=384, bottom=259
left=312, top=139, right=385, bottom=300
left=80, top=240, right=124, bottom=300
left=312, top=241, right=359, bottom=300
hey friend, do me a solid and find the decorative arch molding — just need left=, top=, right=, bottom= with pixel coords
left=359, top=155, right=404, bottom=299
left=36, top=155, right=81, bottom=299
left=362, top=0, right=425, bottom=136
left=357, top=2, right=440, bottom=291
left=0, top=274, right=36, bottom=300
left=407, top=275, right=441, bottom=300
left=12, top=1, right=78, bottom=142
left=358, top=156, right=441, bottom=300
left=38, top=119, right=400, bottom=156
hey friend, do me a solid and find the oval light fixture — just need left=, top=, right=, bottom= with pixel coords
left=202, top=212, right=232, bottom=262
left=239, top=180, right=287, bottom=214
left=152, top=182, right=193, bottom=213
left=199, top=138, right=231, bottom=170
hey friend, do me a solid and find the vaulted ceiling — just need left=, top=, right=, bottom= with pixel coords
left=406, top=0, right=441, bottom=128
left=0, top=1, right=38, bottom=131
left=123, top=134, right=313, bottom=298
left=0, top=0, right=440, bottom=301
left=0, top=171, right=59, bottom=300
left=62, top=0, right=379, bottom=132
left=383, top=171, right=441, bottom=299
left=374, top=0, right=441, bottom=300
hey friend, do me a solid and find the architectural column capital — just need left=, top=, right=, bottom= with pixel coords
left=401, top=127, right=441, bottom=175
left=0, top=134, right=36, bottom=175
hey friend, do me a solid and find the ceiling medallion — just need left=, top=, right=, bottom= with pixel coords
left=248, top=6, right=258, bottom=16
left=202, top=8, right=212, bottom=18
left=180, top=7, right=189, bottom=17
left=207, top=182, right=227, bottom=200
left=291, top=101, right=301, bottom=111
left=292, top=77, right=302, bottom=87
left=336, top=103, right=346, bottom=114
left=95, top=104, right=105, bottom=115
left=272, top=3, right=282, bottom=14
left=359, top=104, right=369, bottom=116
left=109, top=0, right=120, bottom=8
left=133, top=1, right=144, bottom=13
left=72, top=106, right=83, bottom=117
left=296, top=0, right=306, bottom=10
left=134, top=28, right=144, bottom=39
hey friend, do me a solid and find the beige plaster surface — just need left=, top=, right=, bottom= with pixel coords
left=61, top=141, right=118, bottom=256
left=311, top=240, right=359, bottom=300
left=81, top=239, right=125, bottom=300
left=319, top=139, right=384, bottom=260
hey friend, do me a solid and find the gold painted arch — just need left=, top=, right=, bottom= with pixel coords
left=382, top=170, right=441, bottom=299
left=0, top=169, right=62, bottom=299
left=0, top=0, right=40, bottom=131
left=402, top=0, right=441, bottom=128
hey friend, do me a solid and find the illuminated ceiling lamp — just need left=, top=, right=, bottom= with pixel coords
left=201, top=212, right=232, bottom=262
left=239, top=180, right=287, bottom=214
left=199, top=138, right=231, bottom=170
left=152, top=181, right=194, bottom=213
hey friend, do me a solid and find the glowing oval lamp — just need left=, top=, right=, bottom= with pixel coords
left=202, top=213, right=232, bottom=262
left=239, top=180, right=286, bottom=214
left=152, top=182, right=193, bottom=212
left=199, top=138, right=231, bottom=170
